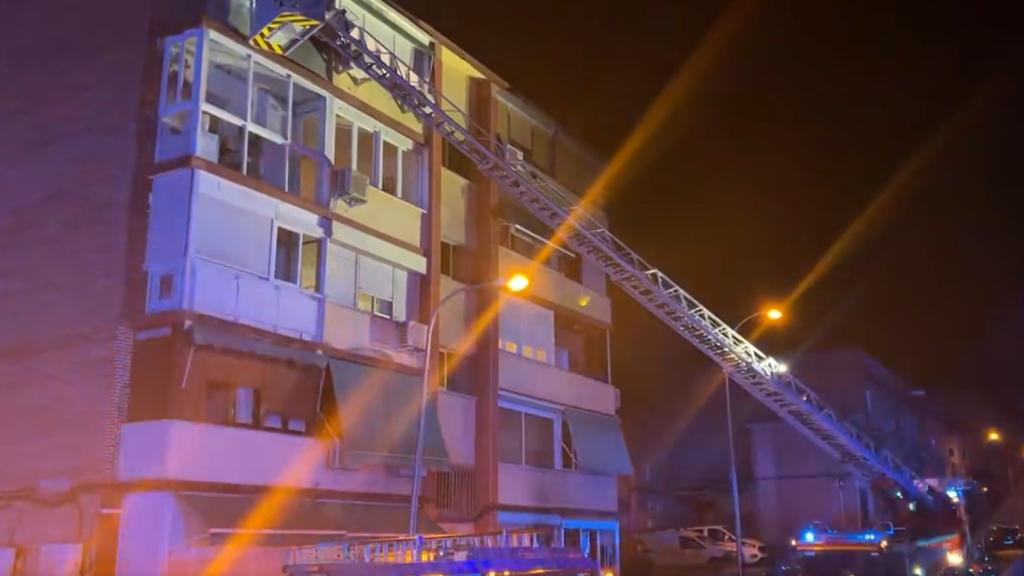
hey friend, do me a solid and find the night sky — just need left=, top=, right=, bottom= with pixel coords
left=395, top=0, right=1024, bottom=459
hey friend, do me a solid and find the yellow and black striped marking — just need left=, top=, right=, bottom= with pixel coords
left=249, top=11, right=322, bottom=55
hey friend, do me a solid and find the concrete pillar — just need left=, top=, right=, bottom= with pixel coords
left=469, top=76, right=501, bottom=532
left=115, top=492, right=188, bottom=576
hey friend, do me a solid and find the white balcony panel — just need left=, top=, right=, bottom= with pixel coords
left=323, top=301, right=372, bottom=350
left=437, top=391, right=475, bottom=467
left=499, top=351, right=618, bottom=415
left=498, top=247, right=610, bottom=325
left=236, top=273, right=277, bottom=326
left=278, top=286, right=321, bottom=335
left=497, top=463, right=617, bottom=512
left=333, top=185, right=423, bottom=250
left=119, top=420, right=410, bottom=494
left=191, top=258, right=238, bottom=317
left=190, top=257, right=321, bottom=341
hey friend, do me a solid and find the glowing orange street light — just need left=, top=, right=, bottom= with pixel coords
left=505, top=273, right=530, bottom=293
left=986, top=428, right=1003, bottom=443
left=766, top=308, right=784, bottom=321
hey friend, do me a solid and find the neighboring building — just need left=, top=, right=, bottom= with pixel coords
left=0, top=1, right=631, bottom=573
left=748, top=349, right=965, bottom=544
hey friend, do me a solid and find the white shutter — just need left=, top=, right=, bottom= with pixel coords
left=192, top=192, right=272, bottom=276
left=393, top=268, right=408, bottom=322
left=325, top=243, right=357, bottom=306
left=357, top=255, right=395, bottom=300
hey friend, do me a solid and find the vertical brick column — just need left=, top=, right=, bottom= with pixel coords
left=104, top=325, right=135, bottom=477
left=469, top=77, right=502, bottom=531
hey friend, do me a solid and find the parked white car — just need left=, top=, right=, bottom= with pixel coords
left=683, top=525, right=766, bottom=564
left=636, top=530, right=727, bottom=567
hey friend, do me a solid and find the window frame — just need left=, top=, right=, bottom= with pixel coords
left=192, top=30, right=331, bottom=199
left=497, top=398, right=569, bottom=471
left=333, top=101, right=421, bottom=205
left=271, top=224, right=323, bottom=294
left=156, top=30, right=203, bottom=162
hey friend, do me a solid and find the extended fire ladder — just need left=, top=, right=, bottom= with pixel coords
left=251, top=7, right=931, bottom=501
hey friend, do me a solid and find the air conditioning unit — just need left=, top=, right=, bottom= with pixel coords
left=331, top=167, right=369, bottom=208
left=400, top=321, right=428, bottom=350
left=503, top=144, right=526, bottom=167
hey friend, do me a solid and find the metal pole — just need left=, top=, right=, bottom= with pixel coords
left=409, top=282, right=496, bottom=535
left=724, top=369, right=745, bottom=576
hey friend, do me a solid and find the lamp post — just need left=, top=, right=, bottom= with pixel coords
left=723, top=308, right=783, bottom=575
left=408, top=273, right=530, bottom=535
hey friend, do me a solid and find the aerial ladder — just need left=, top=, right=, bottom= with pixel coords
left=247, top=1, right=933, bottom=503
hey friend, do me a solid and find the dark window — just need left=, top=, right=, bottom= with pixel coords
left=157, top=274, right=174, bottom=300
left=442, top=140, right=475, bottom=179
left=554, top=311, right=609, bottom=381
left=207, top=383, right=258, bottom=426
left=275, top=228, right=301, bottom=283
left=440, top=241, right=455, bottom=277
left=679, top=536, right=704, bottom=550
left=524, top=413, right=555, bottom=468
left=499, top=407, right=523, bottom=465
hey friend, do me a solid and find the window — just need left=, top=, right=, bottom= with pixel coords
left=334, top=112, right=421, bottom=202
left=498, top=404, right=565, bottom=470
left=357, top=291, right=394, bottom=318
left=440, top=241, right=455, bottom=277
left=500, top=221, right=577, bottom=278
left=381, top=139, right=399, bottom=195
left=357, top=126, right=375, bottom=177
left=524, top=413, right=554, bottom=468
left=156, top=32, right=200, bottom=161
left=207, top=384, right=258, bottom=426
left=274, top=227, right=321, bottom=291
left=562, top=420, right=578, bottom=470
left=554, top=311, right=609, bottom=382
left=189, top=38, right=328, bottom=198
left=443, top=140, right=474, bottom=179
left=325, top=244, right=414, bottom=321
left=275, top=228, right=301, bottom=284
left=157, top=274, right=174, bottom=301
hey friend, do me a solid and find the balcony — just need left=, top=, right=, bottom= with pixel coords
left=332, top=183, right=424, bottom=250
left=190, top=257, right=322, bottom=341
left=499, top=351, right=618, bottom=415
left=497, top=463, right=618, bottom=512
left=119, top=420, right=413, bottom=494
left=498, top=247, right=610, bottom=324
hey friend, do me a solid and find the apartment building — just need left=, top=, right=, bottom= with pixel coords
left=0, top=0, right=630, bottom=573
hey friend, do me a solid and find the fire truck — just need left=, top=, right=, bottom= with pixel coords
left=282, top=530, right=606, bottom=576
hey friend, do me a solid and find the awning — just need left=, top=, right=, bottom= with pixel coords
left=564, top=409, right=633, bottom=475
left=327, top=358, right=448, bottom=468
left=190, top=324, right=326, bottom=367
left=178, top=492, right=441, bottom=543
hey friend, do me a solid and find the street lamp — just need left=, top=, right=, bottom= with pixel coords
left=408, top=273, right=530, bottom=534
left=724, top=307, right=784, bottom=575
left=986, top=428, right=1003, bottom=444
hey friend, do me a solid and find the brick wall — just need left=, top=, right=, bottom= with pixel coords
left=0, top=0, right=157, bottom=493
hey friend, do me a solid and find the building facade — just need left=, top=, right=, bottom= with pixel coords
left=0, top=1, right=631, bottom=573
